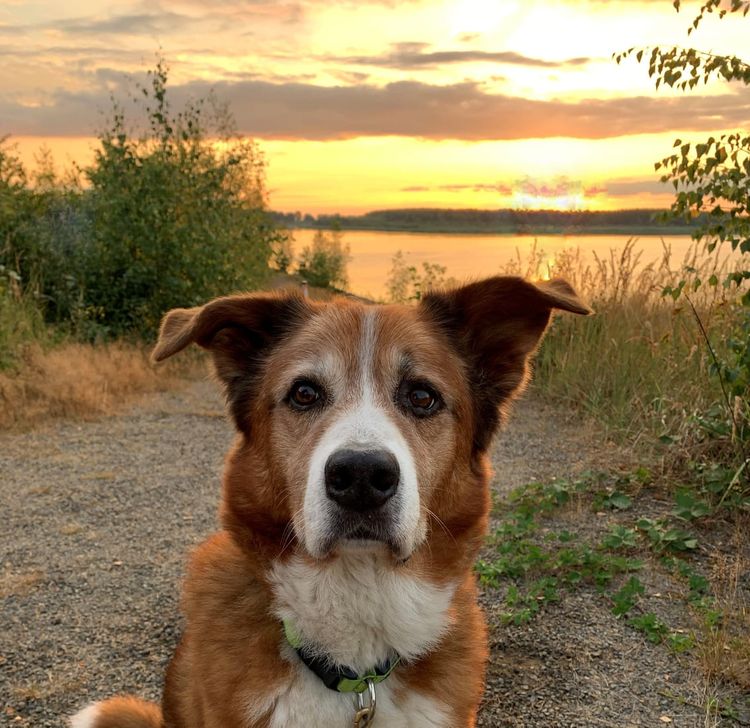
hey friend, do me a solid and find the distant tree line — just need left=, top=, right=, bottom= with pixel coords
left=271, top=208, right=702, bottom=235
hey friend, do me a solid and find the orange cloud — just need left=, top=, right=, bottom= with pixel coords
left=4, top=78, right=748, bottom=141
left=332, top=43, right=593, bottom=69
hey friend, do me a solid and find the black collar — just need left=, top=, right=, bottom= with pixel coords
left=283, top=619, right=400, bottom=693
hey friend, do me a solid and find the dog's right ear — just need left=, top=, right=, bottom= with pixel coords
left=153, top=293, right=309, bottom=431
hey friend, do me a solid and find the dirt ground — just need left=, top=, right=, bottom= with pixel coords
left=0, top=380, right=744, bottom=727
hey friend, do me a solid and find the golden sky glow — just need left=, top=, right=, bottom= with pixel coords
left=3, top=0, right=749, bottom=213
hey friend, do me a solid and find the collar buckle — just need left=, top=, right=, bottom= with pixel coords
left=353, top=679, right=377, bottom=728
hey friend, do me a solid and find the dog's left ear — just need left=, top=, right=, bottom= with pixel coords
left=152, top=293, right=308, bottom=431
left=421, top=276, right=591, bottom=450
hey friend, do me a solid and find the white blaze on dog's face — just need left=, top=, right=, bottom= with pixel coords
left=151, top=277, right=591, bottom=562
left=263, top=303, right=470, bottom=561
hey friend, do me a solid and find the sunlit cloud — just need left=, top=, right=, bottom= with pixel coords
left=604, top=179, right=675, bottom=196
left=511, top=177, right=587, bottom=210
left=333, top=43, right=593, bottom=69
left=399, top=176, right=672, bottom=210
left=3, top=0, right=748, bottom=213
left=401, top=182, right=514, bottom=194
left=57, top=11, right=196, bottom=35
left=4, top=77, right=748, bottom=140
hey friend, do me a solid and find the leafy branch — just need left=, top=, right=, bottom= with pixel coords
left=674, top=0, right=750, bottom=34
left=615, top=46, right=750, bottom=91
left=618, top=1, right=750, bottom=486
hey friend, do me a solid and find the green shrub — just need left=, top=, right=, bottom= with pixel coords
left=1, top=59, right=278, bottom=342
left=0, top=265, right=46, bottom=370
left=385, top=251, right=458, bottom=303
left=297, top=228, right=350, bottom=289
left=270, top=230, right=295, bottom=274
left=81, top=59, right=274, bottom=336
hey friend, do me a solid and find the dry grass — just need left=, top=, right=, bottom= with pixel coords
left=0, top=341, right=206, bottom=431
left=698, top=515, right=750, bottom=691
left=518, top=239, right=745, bottom=453
left=0, top=278, right=359, bottom=433
left=0, top=567, right=46, bottom=598
left=10, top=673, right=87, bottom=703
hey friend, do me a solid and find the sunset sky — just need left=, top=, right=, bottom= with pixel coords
left=3, top=0, right=749, bottom=213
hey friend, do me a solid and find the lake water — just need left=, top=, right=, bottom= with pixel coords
left=290, top=229, right=698, bottom=299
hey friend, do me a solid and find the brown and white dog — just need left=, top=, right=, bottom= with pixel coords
left=71, top=276, right=589, bottom=728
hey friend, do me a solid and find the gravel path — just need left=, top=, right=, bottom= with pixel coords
left=0, top=381, right=728, bottom=727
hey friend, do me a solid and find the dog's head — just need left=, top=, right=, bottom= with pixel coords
left=153, top=278, right=589, bottom=562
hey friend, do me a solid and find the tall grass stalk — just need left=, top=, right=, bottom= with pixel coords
left=521, top=239, right=743, bottom=457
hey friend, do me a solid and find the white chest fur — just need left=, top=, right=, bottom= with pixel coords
left=268, top=551, right=456, bottom=670
left=261, top=551, right=455, bottom=727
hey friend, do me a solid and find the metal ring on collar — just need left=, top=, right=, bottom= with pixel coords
left=354, top=679, right=377, bottom=726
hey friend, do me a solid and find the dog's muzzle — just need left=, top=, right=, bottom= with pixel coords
left=322, top=448, right=401, bottom=546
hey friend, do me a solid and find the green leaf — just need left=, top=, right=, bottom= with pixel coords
left=605, top=492, right=633, bottom=510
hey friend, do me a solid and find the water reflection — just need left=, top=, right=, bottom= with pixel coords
left=290, top=230, right=699, bottom=299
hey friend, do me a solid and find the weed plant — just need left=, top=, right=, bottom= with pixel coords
left=478, top=471, right=749, bottom=703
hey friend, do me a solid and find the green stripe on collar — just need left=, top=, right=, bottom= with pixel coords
left=283, top=619, right=304, bottom=650
left=282, top=618, right=401, bottom=694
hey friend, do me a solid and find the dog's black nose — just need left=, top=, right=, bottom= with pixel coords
left=324, top=449, right=400, bottom=511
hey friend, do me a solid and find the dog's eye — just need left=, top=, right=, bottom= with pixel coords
left=288, top=380, right=322, bottom=410
left=409, top=388, right=435, bottom=410
left=400, top=382, right=442, bottom=418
